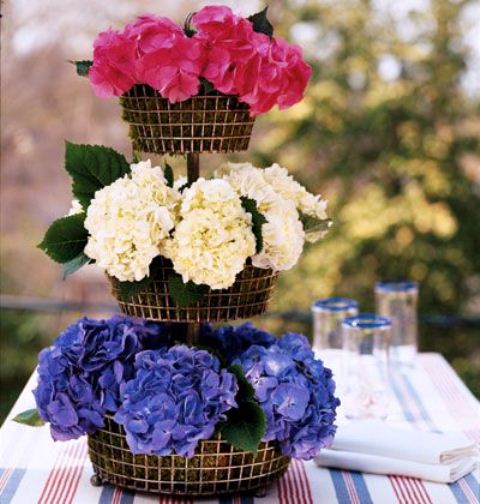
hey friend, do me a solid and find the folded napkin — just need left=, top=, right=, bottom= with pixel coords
left=314, top=421, right=479, bottom=483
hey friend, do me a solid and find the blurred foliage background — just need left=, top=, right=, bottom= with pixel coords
left=1, top=0, right=479, bottom=422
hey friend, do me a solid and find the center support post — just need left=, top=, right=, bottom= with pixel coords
left=186, top=152, right=201, bottom=346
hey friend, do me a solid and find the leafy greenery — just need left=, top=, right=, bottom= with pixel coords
left=71, top=60, right=93, bottom=77
left=164, top=163, right=174, bottom=188
left=168, top=273, right=209, bottom=307
left=219, top=365, right=265, bottom=453
left=248, top=7, right=273, bottom=37
left=38, top=214, right=88, bottom=264
left=63, top=253, right=91, bottom=279
left=65, top=141, right=130, bottom=209
left=220, top=401, right=266, bottom=453
left=241, top=197, right=267, bottom=253
left=299, top=212, right=332, bottom=236
left=117, top=276, right=153, bottom=299
left=13, top=408, right=44, bottom=427
left=228, top=364, right=256, bottom=402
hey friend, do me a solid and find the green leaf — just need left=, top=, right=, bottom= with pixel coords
left=200, top=78, right=216, bottom=95
left=248, top=7, right=274, bottom=37
left=13, top=408, right=45, bottom=427
left=220, top=401, right=266, bottom=453
left=115, top=256, right=167, bottom=298
left=117, top=275, right=154, bottom=299
left=38, top=214, right=89, bottom=264
left=229, top=364, right=256, bottom=402
left=241, top=197, right=267, bottom=253
left=299, top=212, right=332, bottom=235
left=71, top=60, right=93, bottom=77
left=65, top=141, right=130, bottom=209
left=168, top=273, right=209, bottom=307
left=164, top=163, right=174, bottom=188
left=63, top=252, right=91, bottom=279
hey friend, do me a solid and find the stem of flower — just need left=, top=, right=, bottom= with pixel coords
left=187, top=153, right=200, bottom=183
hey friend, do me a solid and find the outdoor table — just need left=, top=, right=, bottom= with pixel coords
left=0, top=353, right=478, bottom=504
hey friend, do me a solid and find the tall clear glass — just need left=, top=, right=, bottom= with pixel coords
left=312, top=297, right=358, bottom=384
left=375, top=281, right=418, bottom=367
left=342, top=314, right=391, bottom=420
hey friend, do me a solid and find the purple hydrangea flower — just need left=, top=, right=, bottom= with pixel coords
left=33, top=316, right=171, bottom=441
left=233, top=332, right=340, bottom=460
left=200, top=322, right=276, bottom=363
left=114, top=345, right=239, bottom=458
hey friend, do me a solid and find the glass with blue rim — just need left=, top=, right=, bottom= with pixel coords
left=312, top=297, right=358, bottom=387
left=375, top=280, right=418, bottom=368
left=342, top=314, right=392, bottom=420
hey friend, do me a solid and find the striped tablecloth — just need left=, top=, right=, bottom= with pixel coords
left=0, top=353, right=479, bottom=504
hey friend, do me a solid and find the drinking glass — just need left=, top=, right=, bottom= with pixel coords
left=312, top=297, right=358, bottom=385
left=375, top=281, right=418, bottom=367
left=342, top=314, right=391, bottom=419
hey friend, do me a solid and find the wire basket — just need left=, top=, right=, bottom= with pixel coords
left=120, top=85, right=255, bottom=154
left=88, top=415, right=290, bottom=496
left=109, top=261, right=278, bottom=323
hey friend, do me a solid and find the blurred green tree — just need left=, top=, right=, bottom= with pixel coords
left=252, top=0, right=480, bottom=319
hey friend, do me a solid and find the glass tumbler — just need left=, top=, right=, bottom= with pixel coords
left=342, top=314, right=391, bottom=420
left=312, top=297, right=358, bottom=385
left=375, top=281, right=418, bottom=367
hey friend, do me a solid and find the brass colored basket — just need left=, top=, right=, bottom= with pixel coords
left=88, top=416, right=290, bottom=496
left=120, top=85, right=255, bottom=154
left=109, top=262, right=278, bottom=323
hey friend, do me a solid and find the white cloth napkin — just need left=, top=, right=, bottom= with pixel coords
left=314, top=421, right=479, bottom=483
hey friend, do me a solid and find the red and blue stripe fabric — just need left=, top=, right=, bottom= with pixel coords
left=0, top=353, right=478, bottom=504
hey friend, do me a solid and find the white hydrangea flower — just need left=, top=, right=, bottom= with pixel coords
left=67, top=199, right=83, bottom=216
left=163, top=178, right=256, bottom=289
left=84, top=161, right=181, bottom=282
left=252, top=208, right=305, bottom=271
left=263, top=163, right=328, bottom=218
left=262, top=163, right=330, bottom=242
left=221, top=163, right=305, bottom=271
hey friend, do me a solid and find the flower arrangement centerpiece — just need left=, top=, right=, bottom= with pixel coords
left=37, top=145, right=330, bottom=321
left=74, top=6, right=312, bottom=153
left=16, top=5, right=339, bottom=498
left=17, top=318, right=339, bottom=495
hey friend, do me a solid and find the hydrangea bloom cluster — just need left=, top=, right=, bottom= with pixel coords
left=33, top=316, right=170, bottom=441
left=200, top=322, right=276, bottom=363
left=192, top=6, right=311, bottom=115
left=262, top=164, right=330, bottom=243
left=220, top=163, right=328, bottom=246
left=114, top=346, right=238, bottom=457
left=219, top=163, right=302, bottom=273
left=233, top=332, right=340, bottom=459
left=88, top=6, right=311, bottom=115
left=163, top=178, right=256, bottom=289
left=76, top=158, right=327, bottom=287
left=84, top=160, right=181, bottom=282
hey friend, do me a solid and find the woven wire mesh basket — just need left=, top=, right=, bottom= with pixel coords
left=88, top=415, right=290, bottom=496
left=109, top=261, right=278, bottom=323
left=120, top=85, right=255, bottom=154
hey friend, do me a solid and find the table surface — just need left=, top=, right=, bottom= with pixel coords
left=0, top=353, right=479, bottom=504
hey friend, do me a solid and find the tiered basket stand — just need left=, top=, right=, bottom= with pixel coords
left=88, top=86, right=290, bottom=497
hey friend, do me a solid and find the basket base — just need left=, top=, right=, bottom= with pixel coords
left=89, top=468, right=283, bottom=498
left=88, top=417, right=290, bottom=497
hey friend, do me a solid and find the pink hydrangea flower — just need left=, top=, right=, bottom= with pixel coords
left=89, top=29, right=138, bottom=98
left=124, top=15, right=183, bottom=54
left=192, top=7, right=265, bottom=96
left=236, top=37, right=312, bottom=115
left=138, top=35, right=204, bottom=103
left=88, top=8, right=311, bottom=111
left=192, top=5, right=311, bottom=115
